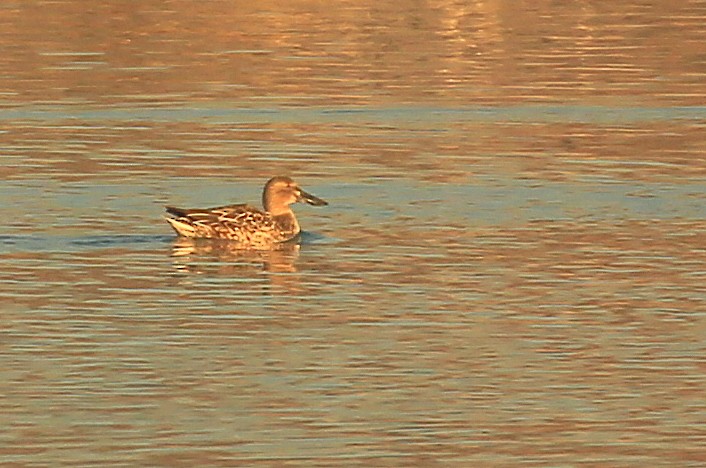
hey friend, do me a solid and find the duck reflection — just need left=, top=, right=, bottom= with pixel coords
left=170, top=237, right=300, bottom=274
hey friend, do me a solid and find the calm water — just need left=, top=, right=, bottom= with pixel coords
left=1, top=1, right=705, bottom=466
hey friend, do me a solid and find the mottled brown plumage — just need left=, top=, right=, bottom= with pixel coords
left=165, top=176, right=327, bottom=248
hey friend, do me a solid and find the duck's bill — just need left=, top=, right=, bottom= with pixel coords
left=298, top=189, right=328, bottom=206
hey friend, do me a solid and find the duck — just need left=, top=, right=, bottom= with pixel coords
left=165, top=176, right=327, bottom=247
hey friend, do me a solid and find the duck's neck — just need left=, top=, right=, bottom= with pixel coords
left=266, top=203, right=292, bottom=217
left=272, top=212, right=300, bottom=236
left=264, top=194, right=299, bottom=235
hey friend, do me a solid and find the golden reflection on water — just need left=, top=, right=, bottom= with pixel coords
left=171, top=238, right=300, bottom=273
left=0, top=0, right=704, bottom=106
left=0, top=0, right=705, bottom=466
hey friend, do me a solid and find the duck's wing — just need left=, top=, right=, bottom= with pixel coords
left=209, top=204, right=267, bottom=220
left=166, top=204, right=261, bottom=221
left=165, top=204, right=276, bottom=240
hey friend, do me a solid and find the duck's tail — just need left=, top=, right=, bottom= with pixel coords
left=164, top=216, right=198, bottom=237
left=165, top=205, right=189, bottom=217
left=164, top=206, right=197, bottom=237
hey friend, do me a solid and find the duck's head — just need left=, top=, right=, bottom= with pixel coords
left=263, top=176, right=328, bottom=215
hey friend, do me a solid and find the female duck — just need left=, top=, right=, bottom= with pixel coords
left=165, top=176, right=327, bottom=248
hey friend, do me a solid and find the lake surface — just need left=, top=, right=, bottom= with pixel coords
left=1, top=1, right=705, bottom=466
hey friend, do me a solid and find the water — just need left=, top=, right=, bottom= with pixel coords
left=1, top=1, right=705, bottom=466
